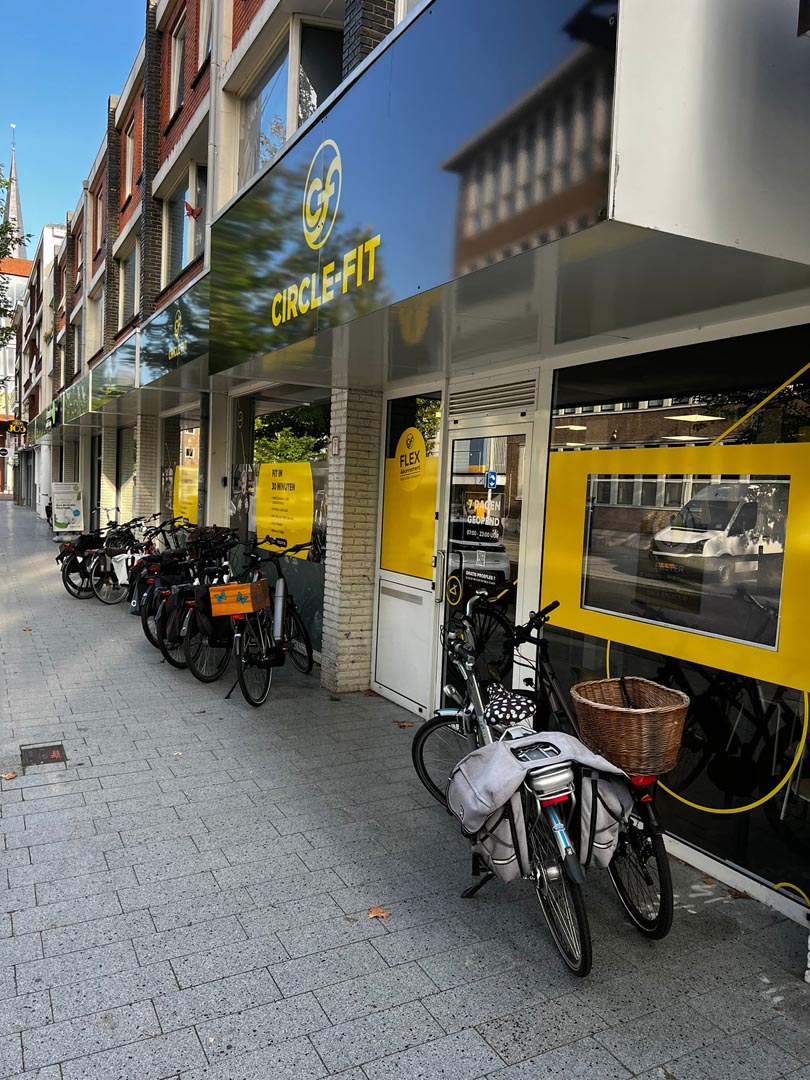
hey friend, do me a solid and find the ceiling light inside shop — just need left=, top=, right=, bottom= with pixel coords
left=556, top=424, right=587, bottom=431
left=565, top=441, right=586, bottom=446
left=663, top=435, right=710, bottom=441
left=666, top=413, right=726, bottom=422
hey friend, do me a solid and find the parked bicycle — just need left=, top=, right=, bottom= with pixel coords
left=228, top=534, right=314, bottom=707
left=413, top=591, right=677, bottom=976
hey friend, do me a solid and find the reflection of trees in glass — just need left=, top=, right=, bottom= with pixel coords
left=698, top=378, right=810, bottom=444
left=415, top=397, right=441, bottom=453
left=210, top=156, right=390, bottom=375
left=259, top=116, right=287, bottom=170
left=255, top=427, right=326, bottom=463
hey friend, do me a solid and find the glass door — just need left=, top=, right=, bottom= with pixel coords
left=439, top=425, right=528, bottom=701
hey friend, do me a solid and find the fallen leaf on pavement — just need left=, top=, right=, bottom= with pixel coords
left=397, top=721, right=414, bottom=729
left=2, top=772, right=17, bottom=781
left=702, top=876, right=715, bottom=886
left=729, top=888, right=749, bottom=900
left=368, top=906, right=392, bottom=920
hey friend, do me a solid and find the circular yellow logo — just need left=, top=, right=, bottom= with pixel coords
left=394, top=426, right=426, bottom=492
left=303, top=140, right=342, bottom=251
left=446, top=574, right=462, bottom=607
left=174, top=309, right=183, bottom=339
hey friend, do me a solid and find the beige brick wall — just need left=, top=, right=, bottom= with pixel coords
left=135, top=414, right=159, bottom=516
left=321, top=389, right=383, bottom=694
left=100, top=423, right=118, bottom=519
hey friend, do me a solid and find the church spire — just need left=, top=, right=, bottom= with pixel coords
left=3, top=126, right=26, bottom=258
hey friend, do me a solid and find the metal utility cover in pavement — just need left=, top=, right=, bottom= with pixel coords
left=20, top=744, right=67, bottom=766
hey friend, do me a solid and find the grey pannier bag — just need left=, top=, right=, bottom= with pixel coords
left=578, top=768, right=633, bottom=869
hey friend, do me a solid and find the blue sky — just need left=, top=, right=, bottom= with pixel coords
left=0, top=1, right=145, bottom=248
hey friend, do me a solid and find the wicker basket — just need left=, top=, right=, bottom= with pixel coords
left=570, top=677, right=689, bottom=775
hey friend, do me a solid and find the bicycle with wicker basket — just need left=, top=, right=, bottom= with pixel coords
left=512, top=605, right=689, bottom=939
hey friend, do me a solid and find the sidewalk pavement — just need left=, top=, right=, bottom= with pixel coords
left=0, top=498, right=808, bottom=1080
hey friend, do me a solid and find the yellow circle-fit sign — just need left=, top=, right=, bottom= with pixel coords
left=303, top=140, right=342, bottom=251
left=395, top=426, right=426, bottom=492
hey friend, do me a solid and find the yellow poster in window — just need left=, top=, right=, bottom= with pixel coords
left=172, top=466, right=198, bottom=524
left=381, top=427, right=438, bottom=579
left=542, top=443, right=810, bottom=690
left=256, top=462, right=314, bottom=558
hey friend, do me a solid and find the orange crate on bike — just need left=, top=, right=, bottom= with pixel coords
left=209, top=579, right=270, bottom=616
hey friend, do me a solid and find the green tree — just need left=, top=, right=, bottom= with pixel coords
left=254, top=426, right=326, bottom=463
left=0, top=169, right=27, bottom=348
left=254, top=402, right=330, bottom=442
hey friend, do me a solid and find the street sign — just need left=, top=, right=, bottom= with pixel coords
left=485, top=470, right=498, bottom=489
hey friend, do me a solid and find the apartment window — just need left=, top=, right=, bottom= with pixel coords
left=395, top=0, right=426, bottom=22
left=297, top=25, right=342, bottom=127
left=238, top=43, right=290, bottom=185
left=72, top=311, right=83, bottom=368
left=123, top=122, right=134, bottom=200
left=74, top=226, right=83, bottom=283
left=87, top=289, right=104, bottom=357
left=198, top=0, right=213, bottom=64
left=170, top=14, right=187, bottom=115
left=119, top=243, right=140, bottom=325
left=93, top=188, right=104, bottom=253
left=164, top=163, right=206, bottom=285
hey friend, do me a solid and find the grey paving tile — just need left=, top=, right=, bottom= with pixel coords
left=150, top=887, right=256, bottom=932
left=178, top=1035, right=327, bottom=1080
left=482, top=1036, right=631, bottom=1080
left=60, top=1027, right=207, bottom=1080
left=592, top=1000, right=724, bottom=1074
left=371, top=917, right=482, bottom=967
left=310, top=1000, right=444, bottom=1072
left=9, top=853, right=111, bottom=889
left=128, top=848, right=233, bottom=885
left=328, top=875, right=433, bottom=915
left=50, top=963, right=179, bottom=1022
left=43, top=909, right=154, bottom=956
left=0, top=1031, right=22, bottom=1077
left=314, top=961, right=436, bottom=1024
left=0, top=991, right=51, bottom=1037
left=155, top=968, right=281, bottom=1031
left=12, top=889, right=122, bottom=936
left=133, top=913, right=247, bottom=965
left=758, top=1009, right=810, bottom=1064
left=17, top=941, right=140, bottom=993
left=478, top=995, right=607, bottom=1065
left=658, top=1028, right=801, bottom=1080
left=2, top=792, right=87, bottom=818
left=276, top=911, right=389, bottom=958
left=362, top=1028, right=503, bottom=1080
left=271, top=941, right=388, bottom=997
left=688, top=970, right=810, bottom=1035
left=235, top=867, right=344, bottom=903
left=0, top=883, right=36, bottom=914
left=0, top=932, right=42, bottom=968
left=415, top=938, right=522, bottom=991
left=197, top=992, right=329, bottom=1060
left=171, top=934, right=290, bottom=988
left=423, top=963, right=551, bottom=1033
left=23, top=999, right=160, bottom=1069
left=35, top=866, right=138, bottom=906
left=237, top=893, right=344, bottom=937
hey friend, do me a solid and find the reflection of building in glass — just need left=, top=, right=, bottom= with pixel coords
left=444, top=45, right=613, bottom=275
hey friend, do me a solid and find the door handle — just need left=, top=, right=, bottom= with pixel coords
left=433, top=549, right=446, bottom=603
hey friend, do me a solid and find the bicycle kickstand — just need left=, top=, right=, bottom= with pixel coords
left=224, top=678, right=239, bottom=700
left=461, top=852, right=495, bottom=899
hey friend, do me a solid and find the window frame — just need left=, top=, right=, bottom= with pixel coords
left=198, top=0, right=213, bottom=66
left=170, top=12, right=187, bottom=116
left=236, top=17, right=342, bottom=192
left=161, top=161, right=207, bottom=288
left=118, top=241, right=141, bottom=327
left=123, top=121, right=135, bottom=201
left=93, top=187, right=104, bottom=254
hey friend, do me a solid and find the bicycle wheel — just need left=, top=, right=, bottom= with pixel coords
left=453, top=605, right=515, bottom=685
left=184, top=610, right=232, bottom=683
left=236, top=613, right=272, bottom=707
left=412, top=714, right=478, bottom=805
left=141, top=586, right=161, bottom=649
left=284, top=604, right=313, bottom=674
left=608, top=815, right=673, bottom=939
left=61, top=553, right=93, bottom=599
left=156, top=606, right=188, bottom=669
left=89, top=554, right=128, bottom=605
left=526, top=801, right=592, bottom=976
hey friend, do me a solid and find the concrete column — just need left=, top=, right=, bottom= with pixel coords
left=321, top=389, right=382, bottom=694
left=206, top=391, right=231, bottom=527
left=62, top=439, right=77, bottom=483
left=135, top=414, right=159, bottom=517
left=161, top=416, right=182, bottom=519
